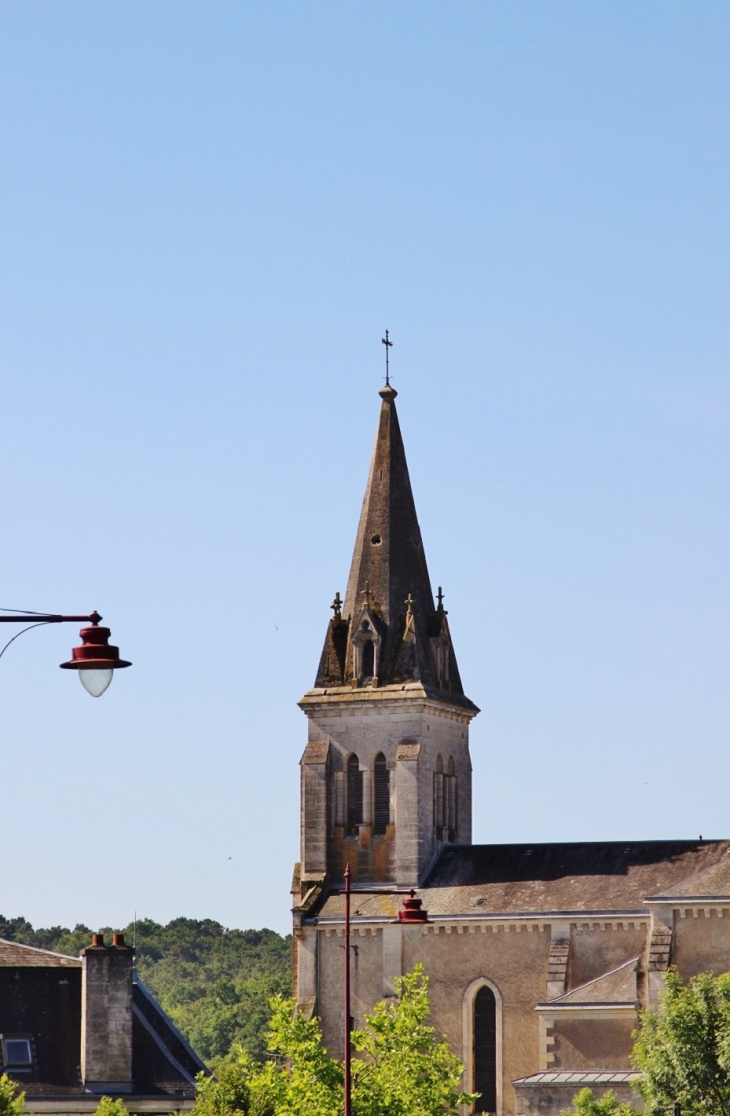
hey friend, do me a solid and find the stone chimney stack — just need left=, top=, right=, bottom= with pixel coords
left=81, top=933, right=134, bottom=1092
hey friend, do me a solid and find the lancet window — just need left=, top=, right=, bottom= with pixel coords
left=473, top=985, right=497, bottom=1114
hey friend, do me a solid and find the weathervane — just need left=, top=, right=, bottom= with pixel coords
left=381, top=330, right=393, bottom=386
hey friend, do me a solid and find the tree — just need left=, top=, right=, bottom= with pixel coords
left=190, top=964, right=475, bottom=1116
left=352, top=967, right=475, bottom=1116
left=563, top=968, right=730, bottom=1116
left=91, top=1099, right=129, bottom=1116
left=560, top=1087, right=637, bottom=1116
left=0, top=1074, right=24, bottom=1116
left=632, top=967, right=730, bottom=1116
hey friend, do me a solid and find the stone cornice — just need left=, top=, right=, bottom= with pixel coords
left=299, top=683, right=478, bottom=722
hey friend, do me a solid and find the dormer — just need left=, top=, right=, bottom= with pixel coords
left=351, top=603, right=383, bottom=686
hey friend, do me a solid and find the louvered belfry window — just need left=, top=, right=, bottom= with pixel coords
left=346, top=754, right=363, bottom=835
left=373, top=753, right=390, bottom=835
left=446, top=756, right=458, bottom=837
left=433, top=754, right=445, bottom=832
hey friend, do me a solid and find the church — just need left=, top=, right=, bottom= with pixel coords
left=291, top=382, right=730, bottom=1116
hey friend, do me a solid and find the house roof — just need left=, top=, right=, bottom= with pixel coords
left=309, top=839, right=730, bottom=921
left=0, top=946, right=206, bottom=1102
left=0, top=939, right=80, bottom=967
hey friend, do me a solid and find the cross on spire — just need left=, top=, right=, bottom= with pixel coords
left=381, top=330, right=393, bottom=386
left=330, top=592, right=342, bottom=621
left=437, top=586, right=444, bottom=609
left=362, top=582, right=372, bottom=609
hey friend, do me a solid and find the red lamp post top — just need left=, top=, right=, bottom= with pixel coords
left=397, top=889, right=429, bottom=924
left=59, top=613, right=132, bottom=672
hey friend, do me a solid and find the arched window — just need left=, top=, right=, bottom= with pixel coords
left=373, top=753, right=389, bottom=835
left=446, top=756, right=458, bottom=838
left=474, top=985, right=497, bottom=1114
left=433, top=754, right=445, bottom=833
left=346, top=754, right=363, bottom=835
left=361, top=639, right=375, bottom=679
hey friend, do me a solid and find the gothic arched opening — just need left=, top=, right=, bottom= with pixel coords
left=361, top=638, right=375, bottom=679
left=473, top=984, right=497, bottom=1114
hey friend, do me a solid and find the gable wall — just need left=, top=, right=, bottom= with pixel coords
left=569, top=924, right=646, bottom=988
left=673, top=908, right=730, bottom=978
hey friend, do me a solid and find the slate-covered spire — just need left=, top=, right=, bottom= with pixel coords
left=315, top=385, right=472, bottom=705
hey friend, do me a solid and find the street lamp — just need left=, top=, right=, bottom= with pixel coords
left=341, top=863, right=430, bottom=1116
left=0, top=608, right=131, bottom=697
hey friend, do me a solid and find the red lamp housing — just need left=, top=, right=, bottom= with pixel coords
left=59, top=612, right=131, bottom=697
left=397, top=890, right=429, bottom=924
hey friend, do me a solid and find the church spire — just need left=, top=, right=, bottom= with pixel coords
left=314, top=385, right=473, bottom=707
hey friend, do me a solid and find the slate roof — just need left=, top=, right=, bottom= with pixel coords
left=420, top=840, right=730, bottom=915
left=311, top=386, right=477, bottom=711
left=648, top=854, right=730, bottom=900
left=309, top=840, right=730, bottom=920
left=513, top=1071, right=640, bottom=1087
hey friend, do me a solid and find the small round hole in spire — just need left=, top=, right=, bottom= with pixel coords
left=371, top=534, right=382, bottom=545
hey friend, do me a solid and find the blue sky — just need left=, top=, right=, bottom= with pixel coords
left=1, top=1, right=728, bottom=936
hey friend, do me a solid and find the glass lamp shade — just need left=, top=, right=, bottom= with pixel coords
left=79, top=668, right=114, bottom=698
left=402, top=922, right=426, bottom=945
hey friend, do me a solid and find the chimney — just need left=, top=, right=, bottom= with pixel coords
left=81, top=932, right=134, bottom=1092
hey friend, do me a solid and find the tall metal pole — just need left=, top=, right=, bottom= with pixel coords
left=344, top=862, right=351, bottom=1116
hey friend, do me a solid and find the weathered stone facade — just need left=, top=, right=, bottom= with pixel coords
left=292, top=385, right=730, bottom=1116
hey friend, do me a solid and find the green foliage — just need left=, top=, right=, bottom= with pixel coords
left=193, top=1055, right=252, bottom=1116
left=190, top=965, right=474, bottom=1116
left=632, top=967, right=730, bottom=1116
left=91, top=1098, right=129, bottom=1116
left=560, top=1087, right=638, bottom=1116
left=0, top=1073, right=24, bottom=1116
left=352, top=966, right=476, bottom=1116
left=0, top=914, right=291, bottom=1066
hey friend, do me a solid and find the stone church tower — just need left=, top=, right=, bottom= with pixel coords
left=292, top=381, right=730, bottom=1116
left=295, top=383, right=479, bottom=900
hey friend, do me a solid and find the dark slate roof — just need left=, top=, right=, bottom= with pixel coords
left=312, top=385, right=476, bottom=710
left=421, top=840, right=730, bottom=914
left=309, top=840, right=730, bottom=920
left=132, top=979, right=205, bottom=1086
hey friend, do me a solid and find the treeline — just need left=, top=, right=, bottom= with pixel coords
left=0, top=914, right=291, bottom=1066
